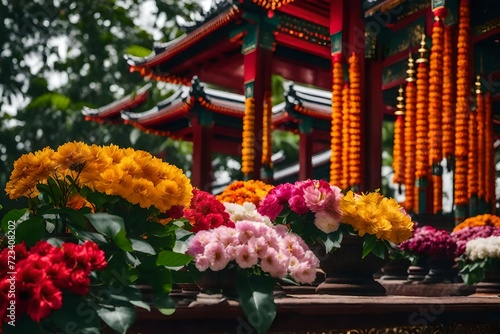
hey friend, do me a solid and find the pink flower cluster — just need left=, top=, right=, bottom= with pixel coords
left=452, top=226, right=500, bottom=255
left=258, top=179, right=343, bottom=234
left=399, top=226, right=457, bottom=259
left=0, top=241, right=106, bottom=323
left=186, top=221, right=320, bottom=283
left=184, top=188, right=235, bottom=232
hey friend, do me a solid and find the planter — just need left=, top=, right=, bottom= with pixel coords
left=407, top=257, right=429, bottom=282
left=380, top=258, right=411, bottom=280
left=315, top=234, right=387, bottom=296
left=476, top=269, right=500, bottom=294
left=195, top=269, right=238, bottom=299
left=423, top=257, right=458, bottom=284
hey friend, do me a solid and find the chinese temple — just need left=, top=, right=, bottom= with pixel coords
left=84, top=0, right=500, bottom=223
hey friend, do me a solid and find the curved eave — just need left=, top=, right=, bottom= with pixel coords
left=291, top=100, right=331, bottom=120
left=82, top=83, right=152, bottom=121
left=251, top=0, right=295, bottom=11
left=122, top=101, right=190, bottom=127
left=126, top=6, right=241, bottom=70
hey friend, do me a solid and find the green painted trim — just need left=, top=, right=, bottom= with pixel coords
left=244, top=82, right=254, bottom=98
left=454, top=205, right=467, bottom=226
left=262, top=164, right=274, bottom=179
left=198, top=108, right=213, bottom=127
left=479, top=199, right=489, bottom=214
left=432, top=0, right=445, bottom=11
left=298, top=117, right=313, bottom=134
left=330, top=32, right=342, bottom=55
left=241, top=12, right=279, bottom=54
left=469, top=195, right=478, bottom=217
left=416, top=177, right=427, bottom=214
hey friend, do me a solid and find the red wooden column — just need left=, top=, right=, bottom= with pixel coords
left=298, top=120, right=314, bottom=180
left=241, top=17, right=276, bottom=181
left=345, top=0, right=383, bottom=192
left=191, top=114, right=213, bottom=191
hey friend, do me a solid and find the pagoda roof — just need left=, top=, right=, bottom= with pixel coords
left=273, top=82, right=332, bottom=132
left=82, top=83, right=152, bottom=123
left=125, top=0, right=332, bottom=92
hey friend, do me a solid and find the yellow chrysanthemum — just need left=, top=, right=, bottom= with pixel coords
left=53, top=141, right=92, bottom=171
left=340, top=190, right=414, bottom=244
left=128, top=178, right=156, bottom=209
left=5, top=147, right=57, bottom=199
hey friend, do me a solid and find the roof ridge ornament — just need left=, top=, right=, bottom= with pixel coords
left=190, top=76, right=209, bottom=102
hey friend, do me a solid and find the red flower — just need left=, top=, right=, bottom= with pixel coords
left=27, top=279, right=62, bottom=322
left=83, top=241, right=107, bottom=271
left=184, top=188, right=233, bottom=232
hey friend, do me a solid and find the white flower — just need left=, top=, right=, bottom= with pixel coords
left=465, top=236, right=500, bottom=261
left=223, top=202, right=272, bottom=225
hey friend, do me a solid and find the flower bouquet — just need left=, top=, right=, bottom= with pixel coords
left=257, top=180, right=414, bottom=258
left=181, top=188, right=318, bottom=333
left=457, top=236, right=500, bottom=287
left=186, top=220, right=319, bottom=334
left=452, top=225, right=500, bottom=256
left=1, top=142, right=195, bottom=333
left=399, top=226, right=458, bottom=283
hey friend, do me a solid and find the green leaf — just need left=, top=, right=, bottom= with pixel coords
left=125, top=45, right=153, bottom=57
left=86, top=213, right=132, bottom=251
left=44, top=207, right=89, bottom=229
left=3, top=313, right=46, bottom=334
left=96, top=303, right=136, bottom=334
left=1, top=208, right=28, bottom=233
left=362, top=234, right=378, bottom=259
left=152, top=294, right=176, bottom=315
left=236, top=271, right=277, bottom=334
left=50, top=293, right=99, bottom=334
left=108, top=286, right=150, bottom=311
left=15, top=217, right=46, bottom=247
left=130, top=238, right=156, bottom=255
left=371, top=241, right=387, bottom=260
left=323, top=231, right=343, bottom=253
left=156, top=250, right=193, bottom=269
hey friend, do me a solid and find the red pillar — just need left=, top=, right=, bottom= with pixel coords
left=191, top=116, right=213, bottom=191
left=364, top=59, right=384, bottom=192
left=299, top=130, right=314, bottom=180
left=242, top=31, right=273, bottom=181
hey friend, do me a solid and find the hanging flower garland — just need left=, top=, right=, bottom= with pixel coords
left=330, top=59, right=344, bottom=186
left=485, top=92, right=494, bottom=206
left=476, top=78, right=485, bottom=201
left=404, top=55, right=417, bottom=212
left=415, top=35, right=429, bottom=213
left=348, top=52, right=362, bottom=189
left=454, top=0, right=471, bottom=208
left=341, top=83, right=350, bottom=190
left=262, top=91, right=273, bottom=167
left=442, top=25, right=455, bottom=165
left=392, top=87, right=405, bottom=187
left=242, top=97, right=256, bottom=176
left=429, top=14, right=445, bottom=213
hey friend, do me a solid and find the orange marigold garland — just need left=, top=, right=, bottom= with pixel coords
left=476, top=78, right=485, bottom=201
left=341, top=83, right=350, bottom=190
left=442, top=25, right=455, bottom=165
left=242, top=97, right=256, bottom=176
left=262, top=91, right=273, bottom=167
left=454, top=0, right=471, bottom=212
left=485, top=92, right=495, bottom=207
left=348, top=52, right=362, bottom=189
left=330, top=60, right=344, bottom=186
left=452, top=214, right=500, bottom=233
left=429, top=15, right=445, bottom=213
left=414, top=35, right=429, bottom=213
left=404, top=55, right=417, bottom=212
left=392, top=87, right=405, bottom=188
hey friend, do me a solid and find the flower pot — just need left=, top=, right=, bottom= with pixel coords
left=407, top=257, right=430, bottom=282
left=315, top=234, right=387, bottom=296
left=380, top=258, right=411, bottom=280
left=476, top=269, right=500, bottom=294
left=195, top=269, right=238, bottom=299
left=423, top=257, right=458, bottom=284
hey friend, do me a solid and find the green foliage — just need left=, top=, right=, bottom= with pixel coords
left=0, top=0, right=201, bottom=216
left=236, top=270, right=277, bottom=334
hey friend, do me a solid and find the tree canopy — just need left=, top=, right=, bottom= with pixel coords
left=0, top=0, right=203, bottom=212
